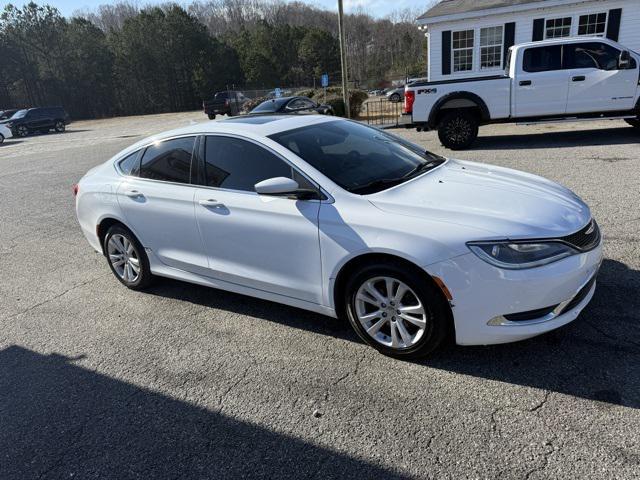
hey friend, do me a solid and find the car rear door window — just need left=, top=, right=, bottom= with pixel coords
left=140, top=137, right=195, bottom=184
left=204, top=136, right=301, bottom=191
left=523, top=45, right=563, bottom=72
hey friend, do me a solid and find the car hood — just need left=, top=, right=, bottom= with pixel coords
left=368, top=159, right=591, bottom=239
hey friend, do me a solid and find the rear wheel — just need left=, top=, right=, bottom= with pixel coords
left=207, top=114, right=216, bottom=120
left=104, top=225, right=153, bottom=290
left=54, top=120, right=65, bottom=133
left=0, top=134, right=4, bottom=144
left=389, top=93, right=401, bottom=103
left=343, top=261, right=450, bottom=359
left=438, top=110, right=479, bottom=150
left=626, top=118, right=640, bottom=129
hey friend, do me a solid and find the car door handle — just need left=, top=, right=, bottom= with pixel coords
left=572, top=76, right=586, bottom=82
left=519, top=80, right=532, bottom=86
left=124, top=189, right=143, bottom=198
left=199, top=199, right=224, bottom=208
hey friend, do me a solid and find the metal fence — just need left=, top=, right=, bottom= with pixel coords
left=361, top=96, right=403, bottom=128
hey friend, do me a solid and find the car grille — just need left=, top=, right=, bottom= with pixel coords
left=559, top=219, right=600, bottom=252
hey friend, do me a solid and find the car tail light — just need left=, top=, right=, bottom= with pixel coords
left=403, top=91, right=415, bottom=114
left=72, top=184, right=79, bottom=197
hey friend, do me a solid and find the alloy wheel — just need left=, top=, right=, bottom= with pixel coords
left=354, top=276, right=428, bottom=349
left=107, top=234, right=140, bottom=283
left=17, top=126, right=28, bottom=137
left=55, top=121, right=65, bottom=132
left=445, top=117, right=472, bottom=144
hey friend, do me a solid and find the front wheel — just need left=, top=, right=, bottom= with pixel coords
left=16, top=125, right=28, bottom=137
left=207, top=114, right=216, bottom=120
left=54, top=121, right=65, bottom=133
left=0, top=134, right=4, bottom=144
left=626, top=118, right=640, bottom=129
left=104, top=225, right=153, bottom=290
left=343, top=261, right=451, bottom=359
left=438, top=110, right=479, bottom=150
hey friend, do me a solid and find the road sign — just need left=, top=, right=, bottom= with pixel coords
left=274, top=88, right=282, bottom=98
left=321, top=74, right=329, bottom=88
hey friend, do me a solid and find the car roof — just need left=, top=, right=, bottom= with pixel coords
left=116, top=114, right=340, bottom=158
left=514, top=36, right=621, bottom=49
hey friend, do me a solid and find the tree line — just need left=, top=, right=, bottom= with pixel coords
left=0, top=1, right=428, bottom=119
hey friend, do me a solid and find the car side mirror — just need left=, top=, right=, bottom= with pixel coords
left=255, top=177, right=319, bottom=200
left=619, top=50, right=631, bottom=69
left=255, top=177, right=300, bottom=196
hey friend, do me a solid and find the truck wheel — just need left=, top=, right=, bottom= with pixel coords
left=625, top=118, right=640, bottom=129
left=438, top=111, right=479, bottom=150
left=207, top=114, right=216, bottom=120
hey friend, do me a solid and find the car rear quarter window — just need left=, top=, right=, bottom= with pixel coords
left=204, top=136, right=301, bottom=192
left=523, top=45, right=562, bottom=72
left=118, top=151, right=140, bottom=176
left=140, top=137, right=195, bottom=184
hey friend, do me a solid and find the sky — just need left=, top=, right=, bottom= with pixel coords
left=5, top=0, right=427, bottom=18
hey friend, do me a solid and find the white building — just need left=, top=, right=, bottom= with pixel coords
left=417, top=0, right=640, bottom=81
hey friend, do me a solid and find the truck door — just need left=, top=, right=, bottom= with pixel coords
left=514, top=45, right=569, bottom=117
left=565, top=42, right=638, bottom=114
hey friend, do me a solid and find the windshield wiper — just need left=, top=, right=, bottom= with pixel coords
left=349, top=178, right=406, bottom=195
left=402, top=159, right=442, bottom=179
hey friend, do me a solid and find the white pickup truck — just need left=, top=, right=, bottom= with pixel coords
left=402, top=37, right=640, bottom=149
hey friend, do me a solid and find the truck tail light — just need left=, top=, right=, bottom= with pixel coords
left=72, top=184, right=79, bottom=197
left=403, top=91, right=415, bottom=114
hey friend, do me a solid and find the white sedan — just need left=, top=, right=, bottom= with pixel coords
left=0, top=123, right=12, bottom=144
left=75, top=115, right=602, bottom=358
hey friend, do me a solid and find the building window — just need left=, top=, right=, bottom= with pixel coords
left=578, top=12, right=607, bottom=36
left=453, top=29, right=474, bottom=72
left=480, top=26, right=503, bottom=69
left=545, top=17, right=572, bottom=38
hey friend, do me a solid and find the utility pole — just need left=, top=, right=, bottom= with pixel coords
left=337, top=0, right=350, bottom=118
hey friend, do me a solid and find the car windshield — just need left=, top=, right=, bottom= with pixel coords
left=252, top=99, right=287, bottom=113
left=269, top=120, right=445, bottom=194
left=11, top=109, right=27, bottom=119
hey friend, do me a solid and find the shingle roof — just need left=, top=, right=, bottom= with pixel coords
left=418, top=0, right=549, bottom=20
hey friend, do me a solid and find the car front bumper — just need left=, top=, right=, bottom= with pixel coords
left=425, top=243, right=603, bottom=345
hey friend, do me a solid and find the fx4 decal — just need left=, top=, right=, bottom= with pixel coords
left=417, top=88, right=437, bottom=95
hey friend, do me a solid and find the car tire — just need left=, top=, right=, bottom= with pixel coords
left=208, top=114, right=216, bottom=120
left=104, top=225, right=153, bottom=290
left=389, top=93, right=401, bottom=103
left=438, top=110, right=479, bottom=150
left=625, top=118, right=640, bottom=129
left=0, top=134, right=4, bottom=144
left=54, top=121, right=65, bottom=133
left=16, top=125, right=28, bottom=137
left=343, top=260, right=450, bottom=359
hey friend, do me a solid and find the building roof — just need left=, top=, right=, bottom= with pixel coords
left=418, top=0, right=548, bottom=20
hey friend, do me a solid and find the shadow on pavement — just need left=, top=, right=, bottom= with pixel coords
left=0, top=345, right=410, bottom=479
left=471, top=125, right=640, bottom=150
left=146, top=258, right=640, bottom=409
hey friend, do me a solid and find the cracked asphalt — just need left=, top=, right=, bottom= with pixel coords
left=0, top=112, right=639, bottom=479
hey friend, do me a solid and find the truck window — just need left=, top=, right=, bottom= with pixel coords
left=564, top=42, right=624, bottom=71
left=522, top=45, right=562, bottom=73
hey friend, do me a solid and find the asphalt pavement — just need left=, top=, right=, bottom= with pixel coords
left=0, top=112, right=639, bottom=479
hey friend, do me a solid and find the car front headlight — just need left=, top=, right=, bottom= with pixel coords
left=5, top=122, right=12, bottom=128
left=467, top=241, right=577, bottom=269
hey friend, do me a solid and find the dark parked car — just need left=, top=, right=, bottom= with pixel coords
left=0, top=109, right=18, bottom=120
left=250, top=96, right=334, bottom=115
left=203, top=91, right=248, bottom=119
left=0, top=107, right=70, bottom=137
